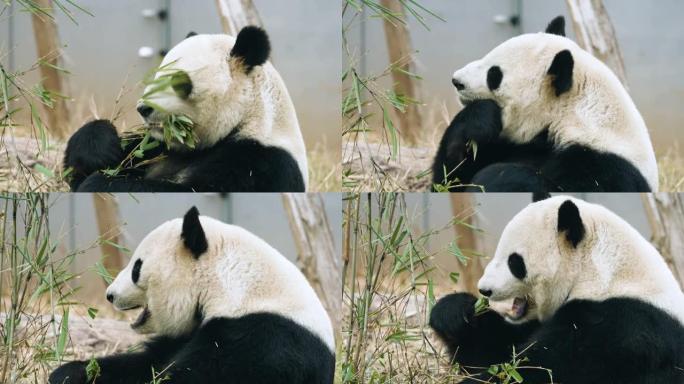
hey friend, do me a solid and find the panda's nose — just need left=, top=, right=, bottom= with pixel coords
left=136, top=104, right=154, bottom=118
left=478, top=288, right=493, bottom=297
left=452, top=78, right=466, bottom=91
left=106, top=293, right=114, bottom=303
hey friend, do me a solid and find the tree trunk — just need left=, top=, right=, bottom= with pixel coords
left=641, top=194, right=684, bottom=285
left=214, top=0, right=263, bottom=35
left=449, top=194, right=483, bottom=294
left=565, top=0, right=628, bottom=85
left=92, top=194, right=125, bottom=283
left=379, top=0, right=423, bottom=145
left=282, top=194, right=342, bottom=335
left=30, top=0, right=70, bottom=139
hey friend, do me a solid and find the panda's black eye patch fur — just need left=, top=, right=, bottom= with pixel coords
left=487, top=66, right=503, bottom=91
left=508, top=253, right=526, bottom=279
left=132, top=259, right=143, bottom=284
left=171, top=71, right=193, bottom=99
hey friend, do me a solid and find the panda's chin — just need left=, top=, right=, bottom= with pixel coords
left=130, top=305, right=151, bottom=333
left=458, top=96, right=473, bottom=106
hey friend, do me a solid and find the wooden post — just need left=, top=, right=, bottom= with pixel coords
left=214, top=0, right=263, bottom=35
left=449, top=194, right=483, bottom=294
left=93, top=194, right=125, bottom=283
left=565, top=0, right=628, bottom=85
left=282, top=194, right=342, bottom=335
left=30, top=0, right=70, bottom=139
left=379, top=0, right=423, bottom=145
left=641, top=194, right=684, bottom=285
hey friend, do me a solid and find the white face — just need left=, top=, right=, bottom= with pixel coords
left=452, top=33, right=580, bottom=143
left=478, top=197, right=581, bottom=324
left=105, top=220, right=198, bottom=336
left=138, top=34, right=256, bottom=151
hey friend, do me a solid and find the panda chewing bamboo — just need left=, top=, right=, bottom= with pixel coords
left=64, top=26, right=308, bottom=192
left=430, top=196, right=684, bottom=383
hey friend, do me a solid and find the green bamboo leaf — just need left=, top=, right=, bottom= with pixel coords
left=55, top=307, right=70, bottom=360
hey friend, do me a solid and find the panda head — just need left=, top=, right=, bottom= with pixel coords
left=105, top=206, right=210, bottom=336
left=478, top=196, right=588, bottom=324
left=451, top=16, right=578, bottom=142
left=138, top=26, right=271, bottom=151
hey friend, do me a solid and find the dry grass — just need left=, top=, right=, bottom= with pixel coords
left=342, top=100, right=450, bottom=193
left=657, top=143, right=684, bottom=192
left=0, top=133, right=69, bottom=192
left=308, top=140, right=342, bottom=192
left=339, top=194, right=481, bottom=384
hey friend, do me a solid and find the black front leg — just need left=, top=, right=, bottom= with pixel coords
left=64, top=120, right=167, bottom=191
left=64, top=120, right=125, bottom=191
left=432, top=100, right=505, bottom=191
left=76, top=173, right=193, bottom=192
left=49, top=335, right=188, bottom=384
left=429, top=293, right=540, bottom=370
left=49, top=351, right=162, bottom=384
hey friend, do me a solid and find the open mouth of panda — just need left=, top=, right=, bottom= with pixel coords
left=489, top=297, right=533, bottom=323
left=130, top=305, right=151, bottom=330
left=506, top=297, right=529, bottom=321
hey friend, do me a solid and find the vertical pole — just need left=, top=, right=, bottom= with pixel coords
left=565, top=0, right=628, bottom=85
left=379, top=0, right=423, bottom=145
left=30, top=0, right=70, bottom=139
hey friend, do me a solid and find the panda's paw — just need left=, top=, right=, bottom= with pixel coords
left=429, top=292, right=479, bottom=339
left=64, top=119, right=124, bottom=178
left=48, top=360, right=89, bottom=384
left=456, top=99, right=503, bottom=144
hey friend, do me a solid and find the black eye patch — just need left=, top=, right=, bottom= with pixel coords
left=508, top=253, right=526, bottom=280
left=132, top=259, right=143, bottom=284
left=171, top=71, right=193, bottom=99
left=487, top=66, right=503, bottom=91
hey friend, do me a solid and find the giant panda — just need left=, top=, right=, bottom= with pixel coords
left=432, top=16, right=658, bottom=192
left=429, top=196, right=684, bottom=383
left=64, top=26, right=308, bottom=192
left=48, top=207, right=334, bottom=384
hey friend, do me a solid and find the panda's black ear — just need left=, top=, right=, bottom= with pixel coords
left=547, top=50, right=574, bottom=96
left=532, top=192, right=551, bottom=202
left=186, top=31, right=198, bottom=39
left=181, top=206, right=208, bottom=258
left=545, top=16, right=566, bottom=36
left=557, top=200, right=585, bottom=248
left=230, top=26, right=270, bottom=72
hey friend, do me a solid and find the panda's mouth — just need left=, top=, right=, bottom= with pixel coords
left=131, top=305, right=151, bottom=330
left=506, top=297, right=529, bottom=321
left=458, top=96, right=475, bottom=106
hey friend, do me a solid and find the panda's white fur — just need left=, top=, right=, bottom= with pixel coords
left=106, top=215, right=334, bottom=351
left=478, top=196, right=684, bottom=325
left=452, top=33, right=658, bottom=190
left=140, top=34, right=308, bottom=188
